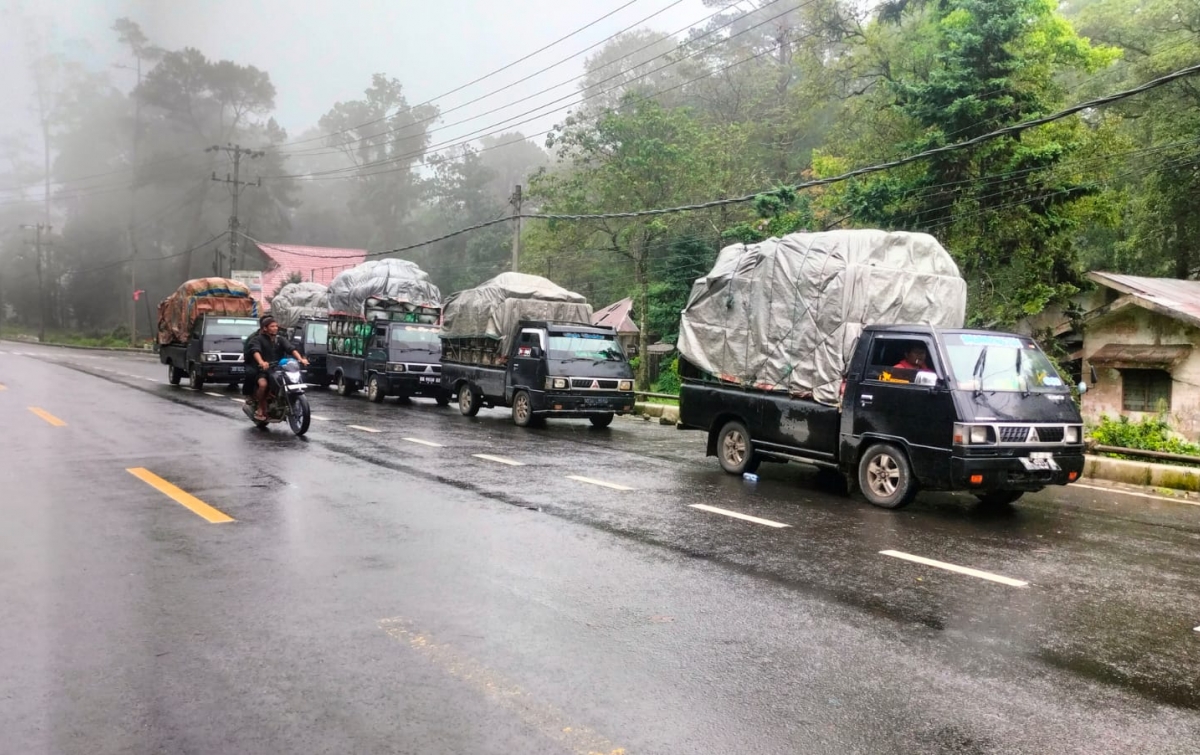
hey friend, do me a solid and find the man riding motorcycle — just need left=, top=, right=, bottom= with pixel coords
left=244, top=315, right=308, bottom=421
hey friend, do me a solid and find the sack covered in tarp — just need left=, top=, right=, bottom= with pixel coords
left=326, top=258, right=442, bottom=317
left=156, top=277, right=257, bottom=345
left=678, top=229, right=966, bottom=405
left=440, top=272, right=592, bottom=353
left=270, top=282, right=328, bottom=328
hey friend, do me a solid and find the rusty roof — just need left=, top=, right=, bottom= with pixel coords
left=591, top=297, right=639, bottom=334
left=1088, top=343, right=1192, bottom=368
left=1087, top=272, right=1200, bottom=329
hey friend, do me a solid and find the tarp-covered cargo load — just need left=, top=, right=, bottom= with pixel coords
left=327, top=258, right=442, bottom=320
left=156, top=277, right=258, bottom=346
left=678, top=229, right=966, bottom=405
left=440, top=272, right=592, bottom=356
left=270, top=282, right=328, bottom=328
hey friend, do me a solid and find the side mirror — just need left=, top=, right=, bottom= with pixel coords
left=529, top=346, right=544, bottom=359
left=1077, top=381, right=1088, bottom=395
left=914, top=370, right=938, bottom=388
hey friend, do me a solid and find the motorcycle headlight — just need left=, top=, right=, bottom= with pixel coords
left=618, top=380, right=633, bottom=392
left=203, top=352, right=219, bottom=363
left=1065, top=425, right=1080, bottom=444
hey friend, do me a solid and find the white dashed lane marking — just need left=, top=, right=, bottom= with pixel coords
left=689, top=504, right=789, bottom=528
left=404, top=438, right=444, bottom=447
left=473, top=454, right=523, bottom=466
left=349, top=425, right=381, bottom=433
left=205, top=392, right=225, bottom=398
left=566, top=475, right=632, bottom=491
left=880, top=550, right=1029, bottom=588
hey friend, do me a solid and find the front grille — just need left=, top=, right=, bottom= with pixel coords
left=571, top=378, right=619, bottom=390
left=1035, top=427, right=1064, bottom=443
left=403, top=364, right=440, bottom=374
left=219, top=353, right=243, bottom=363
left=999, top=426, right=1029, bottom=443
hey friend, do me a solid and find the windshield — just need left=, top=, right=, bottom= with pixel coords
left=943, top=333, right=1068, bottom=393
left=548, top=333, right=625, bottom=361
left=307, top=322, right=328, bottom=345
left=203, top=318, right=258, bottom=338
left=390, top=324, right=441, bottom=353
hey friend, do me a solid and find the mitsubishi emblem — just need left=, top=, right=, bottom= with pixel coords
left=1029, top=428, right=1040, bottom=442
left=591, top=380, right=600, bottom=389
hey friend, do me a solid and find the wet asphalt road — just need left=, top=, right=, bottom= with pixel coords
left=2, top=343, right=1199, bottom=754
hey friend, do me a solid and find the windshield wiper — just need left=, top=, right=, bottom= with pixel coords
left=972, top=347, right=988, bottom=397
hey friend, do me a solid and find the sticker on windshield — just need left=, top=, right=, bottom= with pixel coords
left=560, top=332, right=606, bottom=339
left=958, top=334, right=1023, bottom=348
left=217, top=318, right=252, bottom=324
left=1043, top=376, right=1063, bottom=386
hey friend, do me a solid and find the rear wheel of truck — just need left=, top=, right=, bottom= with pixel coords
left=974, top=490, right=1024, bottom=507
left=589, top=413, right=614, bottom=429
left=336, top=374, right=355, bottom=396
left=458, top=384, right=481, bottom=417
left=512, top=390, right=534, bottom=427
left=717, top=420, right=760, bottom=475
left=858, top=443, right=917, bottom=510
left=167, top=363, right=182, bottom=385
left=367, top=374, right=385, bottom=403
left=188, top=363, right=205, bottom=390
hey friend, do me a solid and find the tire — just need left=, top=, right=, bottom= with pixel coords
left=167, top=363, right=182, bottom=385
left=288, top=394, right=311, bottom=436
left=435, top=393, right=451, bottom=407
left=716, top=420, right=760, bottom=475
left=336, top=374, right=354, bottom=397
left=589, top=413, right=614, bottom=429
left=512, top=390, right=534, bottom=427
left=974, top=490, right=1024, bottom=507
left=458, top=384, right=481, bottom=417
left=188, top=363, right=205, bottom=390
left=857, top=443, right=917, bottom=509
left=367, top=374, right=385, bottom=403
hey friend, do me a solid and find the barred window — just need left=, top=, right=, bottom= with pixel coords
left=1121, top=369, right=1172, bottom=412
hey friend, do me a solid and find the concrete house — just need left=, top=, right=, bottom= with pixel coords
left=1074, top=273, right=1200, bottom=440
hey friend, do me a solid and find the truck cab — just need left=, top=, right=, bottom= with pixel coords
left=444, top=320, right=636, bottom=428
left=326, top=319, right=450, bottom=405
left=159, top=315, right=258, bottom=390
left=290, top=317, right=330, bottom=388
left=681, top=325, right=1086, bottom=509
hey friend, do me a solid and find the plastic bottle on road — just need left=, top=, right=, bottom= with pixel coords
left=743, top=472, right=759, bottom=482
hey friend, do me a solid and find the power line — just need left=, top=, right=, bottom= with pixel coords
left=526, top=59, right=1200, bottom=222
left=280, top=1, right=809, bottom=182
left=272, top=0, right=801, bottom=179
left=274, top=0, right=649, bottom=153
left=66, top=231, right=229, bottom=278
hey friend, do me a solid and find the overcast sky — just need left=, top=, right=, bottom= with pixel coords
left=2, top=0, right=711, bottom=153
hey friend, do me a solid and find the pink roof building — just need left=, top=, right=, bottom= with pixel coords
left=248, top=241, right=368, bottom=308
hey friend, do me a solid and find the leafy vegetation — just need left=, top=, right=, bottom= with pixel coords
left=1089, top=414, right=1200, bottom=462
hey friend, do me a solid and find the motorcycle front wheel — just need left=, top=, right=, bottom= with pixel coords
left=288, top=394, right=311, bottom=436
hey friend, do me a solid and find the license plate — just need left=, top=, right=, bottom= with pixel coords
left=231, top=366, right=244, bottom=374
left=1029, top=451, right=1053, bottom=460
left=420, top=376, right=437, bottom=384
left=1020, top=456, right=1058, bottom=471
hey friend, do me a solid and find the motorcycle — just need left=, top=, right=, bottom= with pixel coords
left=241, top=358, right=312, bottom=436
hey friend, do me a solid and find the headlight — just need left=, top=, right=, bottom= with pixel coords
left=545, top=377, right=569, bottom=390
left=203, top=353, right=219, bottom=363
left=387, top=362, right=405, bottom=372
left=1065, top=425, right=1080, bottom=444
left=618, top=380, right=633, bottom=391
left=954, top=423, right=995, bottom=444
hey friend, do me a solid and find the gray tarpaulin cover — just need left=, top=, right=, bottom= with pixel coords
left=678, top=229, right=966, bottom=405
left=441, top=272, right=593, bottom=352
left=270, top=282, right=328, bottom=328
left=327, top=258, right=442, bottom=316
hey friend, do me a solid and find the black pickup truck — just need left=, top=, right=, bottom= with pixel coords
left=325, top=316, right=450, bottom=405
left=159, top=315, right=258, bottom=389
left=679, top=325, right=1086, bottom=509
left=288, top=317, right=330, bottom=388
left=441, top=320, right=636, bottom=428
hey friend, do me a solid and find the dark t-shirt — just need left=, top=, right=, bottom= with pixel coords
left=247, top=332, right=293, bottom=368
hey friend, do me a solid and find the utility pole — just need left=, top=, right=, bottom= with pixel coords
left=208, top=144, right=263, bottom=277
left=20, top=223, right=52, bottom=343
left=510, top=184, right=523, bottom=273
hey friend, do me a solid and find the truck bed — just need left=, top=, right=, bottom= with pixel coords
left=441, top=361, right=508, bottom=402
left=680, top=380, right=842, bottom=463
